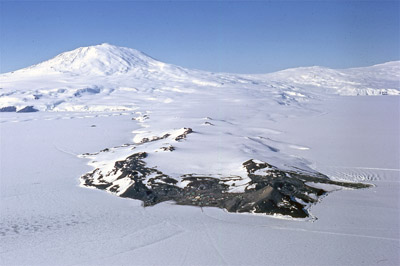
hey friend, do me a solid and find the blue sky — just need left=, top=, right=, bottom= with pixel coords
left=0, top=0, right=399, bottom=74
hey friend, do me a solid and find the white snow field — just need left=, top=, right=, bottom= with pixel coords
left=0, top=44, right=399, bottom=265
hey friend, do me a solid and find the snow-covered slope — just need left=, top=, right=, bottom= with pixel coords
left=0, top=43, right=399, bottom=112
left=1, top=44, right=399, bottom=264
left=262, top=61, right=400, bottom=96
left=0, top=43, right=398, bottom=218
left=10, top=43, right=163, bottom=75
left=1, top=97, right=398, bottom=264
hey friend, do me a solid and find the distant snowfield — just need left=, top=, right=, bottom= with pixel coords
left=0, top=44, right=399, bottom=265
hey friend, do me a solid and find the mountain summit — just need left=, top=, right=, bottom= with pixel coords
left=24, top=43, right=165, bottom=75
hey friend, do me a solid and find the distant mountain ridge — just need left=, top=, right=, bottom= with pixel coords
left=6, top=43, right=400, bottom=77
left=263, top=61, right=400, bottom=96
left=0, top=43, right=399, bottom=112
left=10, top=43, right=174, bottom=76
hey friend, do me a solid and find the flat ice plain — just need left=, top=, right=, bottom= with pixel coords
left=0, top=44, right=399, bottom=265
left=1, top=97, right=398, bottom=266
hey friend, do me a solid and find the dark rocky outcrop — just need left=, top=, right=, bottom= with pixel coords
left=138, top=134, right=170, bottom=144
left=175, top=128, right=193, bottom=141
left=159, top=145, right=175, bottom=152
left=81, top=152, right=371, bottom=219
left=0, top=106, right=17, bottom=112
left=17, top=106, right=39, bottom=113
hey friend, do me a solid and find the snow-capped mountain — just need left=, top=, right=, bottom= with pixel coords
left=1, top=43, right=397, bottom=219
left=262, top=61, right=400, bottom=96
left=21, top=43, right=165, bottom=75
left=0, top=43, right=399, bottom=112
